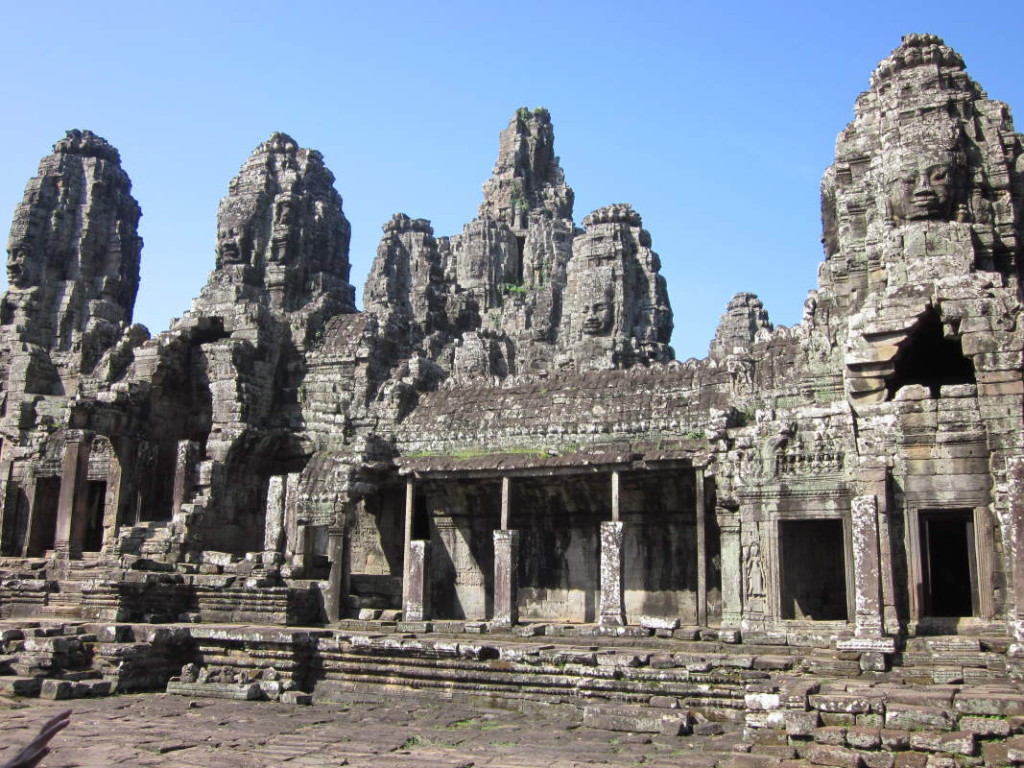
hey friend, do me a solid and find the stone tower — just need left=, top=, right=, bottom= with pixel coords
left=0, top=129, right=144, bottom=399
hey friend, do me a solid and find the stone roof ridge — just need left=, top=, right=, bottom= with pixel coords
left=52, top=129, right=121, bottom=163
left=869, top=33, right=966, bottom=88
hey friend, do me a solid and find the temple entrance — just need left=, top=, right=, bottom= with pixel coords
left=27, top=477, right=61, bottom=556
left=920, top=509, right=976, bottom=617
left=779, top=519, right=848, bottom=621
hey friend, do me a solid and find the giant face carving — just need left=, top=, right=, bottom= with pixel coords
left=581, top=281, right=615, bottom=336
left=6, top=246, right=36, bottom=288
left=888, top=159, right=957, bottom=222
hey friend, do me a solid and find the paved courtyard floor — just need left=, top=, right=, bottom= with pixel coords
left=1, top=693, right=750, bottom=767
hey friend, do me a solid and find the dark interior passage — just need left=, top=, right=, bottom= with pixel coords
left=779, top=519, right=848, bottom=621
left=27, top=477, right=61, bottom=557
left=921, top=509, right=975, bottom=617
left=82, top=480, right=106, bottom=552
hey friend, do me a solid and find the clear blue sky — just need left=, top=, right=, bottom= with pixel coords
left=1, top=1, right=1021, bottom=360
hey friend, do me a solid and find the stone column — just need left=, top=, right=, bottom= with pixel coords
left=54, top=431, right=92, bottom=558
left=402, top=479, right=414, bottom=613
left=1007, top=457, right=1024, bottom=642
left=599, top=520, right=625, bottom=626
left=263, top=475, right=287, bottom=554
left=0, top=456, right=16, bottom=556
left=695, top=468, right=707, bottom=626
left=492, top=529, right=519, bottom=628
left=171, top=440, right=200, bottom=514
left=325, top=522, right=349, bottom=623
left=404, top=540, right=431, bottom=621
left=719, top=514, right=743, bottom=628
left=851, top=494, right=885, bottom=638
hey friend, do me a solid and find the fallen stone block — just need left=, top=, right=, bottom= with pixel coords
left=845, top=726, right=881, bottom=750
left=861, top=752, right=895, bottom=768
left=784, top=710, right=819, bottom=737
left=810, top=694, right=875, bottom=715
left=281, top=690, right=312, bottom=705
left=1004, top=735, right=1024, bottom=763
left=166, top=680, right=262, bottom=700
left=0, top=675, right=44, bottom=697
left=955, top=692, right=1024, bottom=717
left=885, top=704, right=954, bottom=731
left=40, top=679, right=73, bottom=700
left=76, top=679, right=112, bottom=697
left=638, top=615, right=679, bottom=630
left=892, top=753, right=927, bottom=768
left=582, top=705, right=668, bottom=733
left=814, top=726, right=848, bottom=746
left=958, top=714, right=1010, bottom=737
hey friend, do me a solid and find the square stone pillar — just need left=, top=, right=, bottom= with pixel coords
left=719, top=515, right=743, bottom=628
left=402, top=480, right=415, bottom=612
left=492, top=529, right=519, bottom=628
left=1007, top=457, right=1024, bottom=642
left=325, top=523, right=350, bottom=623
left=404, top=540, right=431, bottom=621
left=599, top=520, right=625, bottom=626
left=695, top=468, right=707, bottom=626
left=263, top=475, right=287, bottom=553
left=171, top=440, right=200, bottom=513
left=851, top=494, right=885, bottom=638
left=54, top=431, right=92, bottom=558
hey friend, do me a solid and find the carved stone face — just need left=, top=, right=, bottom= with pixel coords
left=582, top=295, right=614, bottom=336
left=6, top=247, right=36, bottom=288
left=216, top=228, right=243, bottom=265
left=888, top=161, right=956, bottom=222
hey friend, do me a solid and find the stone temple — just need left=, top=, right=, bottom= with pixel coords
left=3, top=35, right=1024, bottom=751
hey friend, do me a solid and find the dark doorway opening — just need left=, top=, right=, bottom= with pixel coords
left=887, top=307, right=975, bottom=399
left=779, top=519, right=848, bottom=620
left=82, top=480, right=107, bottom=552
left=920, top=509, right=976, bottom=617
left=27, top=477, right=61, bottom=556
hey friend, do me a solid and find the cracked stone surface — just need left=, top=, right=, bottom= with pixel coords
left=0, top=694, right=747, bottom=768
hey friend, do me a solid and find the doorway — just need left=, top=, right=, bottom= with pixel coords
left=27, top=477, right=61, bottom=556
left=82, top=480, right=107, bottom=552
left=779, top=519, right=848, bottom=621
left=920, top=509, right=976, bottom=617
